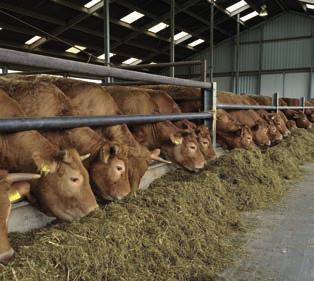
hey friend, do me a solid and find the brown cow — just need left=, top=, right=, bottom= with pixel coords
left=0, top=171, right=41, bottom=264
left=105, top=86, right=205, bottom=172
left=305, top=100, right=314, bottom=122
left=140, top=88, right=216, bottom=160
left=217, top=126, right=254, bottom=150
left=0, top=89, right=98, bottom=221
left=26, top=77, right=170, bottom=191
left=0, top=80, right=131, bottom=200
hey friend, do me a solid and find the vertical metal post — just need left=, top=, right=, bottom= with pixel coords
left=210, top=82, right=217, bottom=147
left=300, top=97, right=306, bottom=113
left=103, top=0, right=110, bottom=83
left=235, top=13, right=240, bottom=95
left=1, top=65, right=8, bottom=75
left=201, top=59, right=207, bottom=82
left=170, top=0, right=175, bottom=78
left=258, top=26, right=263, bottom=95
left=272, top=92, right=279, bottom=113
left=209, top=1, right=214, bottom=83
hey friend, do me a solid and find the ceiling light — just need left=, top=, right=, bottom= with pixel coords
left=120, top=11, right=144, bottom=24
left=84, top=0, right=101, bottom=8
left=122, top=57, right=143, bottom=65
left=148, top=22, right=169, bottom=33
left=306, top=3, right=314, bottom=9
left=226, top=0, right=247, bottom=13
left=173, top=31, right=192, bottom=44
left=70, top=77, right=102, bottom=84
left=25, top=36, right=42, bottom=45
left=188, top=39, right=205, bottom=47
left=97, top=53, right=115, bottom=60
left=8, top=70, right=22, bottom=74
left=259, top=4, right=268, bottom=16
left=65, top=45, right=86, bottom=54
left=150, top=62, right=157, bottom=64
left=240, top=11, right=259, bottom=22
left=0, top=27, right=2, bottom=31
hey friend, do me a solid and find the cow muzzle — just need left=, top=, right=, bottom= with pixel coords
left=0, top=248, right=14, bottom=264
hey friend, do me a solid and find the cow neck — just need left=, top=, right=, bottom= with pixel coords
left=0, top=131, right=58, bottom=173
left=64, top=127, right=104, bottom=160
left=104, top=124, right=140, bottom=148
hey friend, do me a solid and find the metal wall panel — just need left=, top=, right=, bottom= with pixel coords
left=263, top=14, right=311, bottom=40
left=238, top=75, right=259, bottom=94
left=260, top=74, right=284, bottom=96
left=284, top=72, right=310, bottom=98
left=239, top=44, right=260, bottom=71
left=262, top=38, right=311, bottom=70
left=214, top=76, right=233, bottom=92
left=213, top=43, right=234, bottom=73
left=240, top=27, right=261, bottom=43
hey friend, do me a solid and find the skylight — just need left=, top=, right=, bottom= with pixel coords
left=240, top=11, right=259, bottom=22
left=148, top=22, right=169, bottom=33
left=306, top=3, right=314, bottom=9
left=188, top=39, right=205, bottom=47
left=65, top=45, right=86, bottom=54
left=97, top=53, right=115, bottom=60
left=120, top=11, right=144, bottom=24
left=25, top=36, right=42, bottom=45
left=84, top=0, right=102, bottom=9
left=122, top=57, right=143, bottom=65
left=226, top=0, right=247, bottom=13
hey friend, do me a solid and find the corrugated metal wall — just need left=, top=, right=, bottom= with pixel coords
left=174, top=13, right=313, bottom=98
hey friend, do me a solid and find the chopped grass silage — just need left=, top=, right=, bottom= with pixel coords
left=1, top=128, right=314, bottom=281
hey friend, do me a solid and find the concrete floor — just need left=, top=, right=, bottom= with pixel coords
left=222, top=163, right=314, bottom=281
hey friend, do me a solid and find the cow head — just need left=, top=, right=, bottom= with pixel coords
left=0, top=171, right=41, bottom=264
left=31, top=149, right=98, bottom=221
left=235, top=126, right=254, bottom=149
left=286, top=119, right=297, bottom=130
left=251, top=120, right=271, bottom=146
left=165, top=130, right=205, bottom=172
left=127, top=146, right=170, bottom=192
left=266, top=113, right=290, bottom=138
left=267, top=121, right=283, bottom=145
left=90, top=142, right=130, bottom=201
left=194, top=125, right=216, bottom=160
left=292, top=112, right=312, bottom=129
left=305, top=109, right=314, bottom=123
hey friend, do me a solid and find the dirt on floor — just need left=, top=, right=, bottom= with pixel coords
left=1, top=128, right=314, bottom=281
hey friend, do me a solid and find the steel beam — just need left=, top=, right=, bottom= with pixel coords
left=235, top=13, right=240, bottom=94
left=170, top=0, right=175, bottom=77
left=103, top=0, right=110, bottom=83
left=209, top=1, right=214, bottom=83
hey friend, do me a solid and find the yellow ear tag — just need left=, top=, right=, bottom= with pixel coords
left=8, top=190, right=22, bottom=203
left=174, top=139, right=182, bottom=145
left=40, top=163, right=51, bottom=176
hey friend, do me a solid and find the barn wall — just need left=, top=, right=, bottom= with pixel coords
left=174, top=13, right=314, bottom=99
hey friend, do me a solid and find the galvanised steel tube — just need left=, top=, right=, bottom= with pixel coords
left=0, top=113, right=212, bottom=133
left=217, top=104, right=277, bottom=110
left=0, top=48, right=212, bottom=89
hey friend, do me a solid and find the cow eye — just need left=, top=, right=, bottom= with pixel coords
left=70, top=177, right=79, bottom=183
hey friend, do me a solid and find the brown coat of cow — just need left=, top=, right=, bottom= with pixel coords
left=0, top=80, right=131, bottom=200
left=105, top=86, right=205, bottom=172
left=0, top=171, right=41, bottom=264
left=0, top=89, right=98, bottom=221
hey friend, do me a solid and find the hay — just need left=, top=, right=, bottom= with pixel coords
left=1, top=128, right=314, bottom=281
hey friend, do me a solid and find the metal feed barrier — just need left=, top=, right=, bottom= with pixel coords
left=1, top=48, right=314, bottom=148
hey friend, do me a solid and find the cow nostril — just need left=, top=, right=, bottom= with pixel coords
left=116, top=165, right=124, bottom=172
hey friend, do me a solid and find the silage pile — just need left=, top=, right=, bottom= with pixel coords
left=1, top=128, right=314, bottom=281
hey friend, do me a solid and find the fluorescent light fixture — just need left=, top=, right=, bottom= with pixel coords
left=188, top=39, right=205, bottom=47
left=97, top=53, right=115, bottom=60
left=240, top=11, right=259, bottom=22
left=173, top=31, right=192, bottom=44
left=226, top=0, right=247, bottom=13
left=65, top=45, right=86, bottom=54
left=84, top=0, right=101, bottom=8
left=122, top=57, right=142, bottom=65
left=8, top=70, right=22, bottom=74
left=150, top=62, right=157, bottom=64
left=148, top=22, right=169, bottom=33
left=0, top=27, right=2, bottom=31
left=120, top=11, right=144, bottom=24
left=25, top=36, right=42, bottom=45
left=306, top=3, right=314, bottom=9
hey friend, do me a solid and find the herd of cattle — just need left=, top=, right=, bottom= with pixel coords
left=0, top=75, right=313, bottom=264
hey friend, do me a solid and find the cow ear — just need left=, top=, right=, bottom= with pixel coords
left=0, top=169, right=8, bottom=180
left=32, top=152, right=57, bottom=175
left=170, top=133, right=183, bottom=145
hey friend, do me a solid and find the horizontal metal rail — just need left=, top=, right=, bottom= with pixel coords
left=120, top=60, right=203, bottom=69
left=0, top=113, right=212, bottom=133
left=217, top=104, right=277, bottom=110
left=0, top=48, right=212, bottom=89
